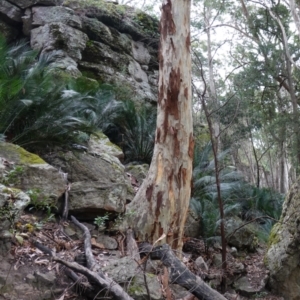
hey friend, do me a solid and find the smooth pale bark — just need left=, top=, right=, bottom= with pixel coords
left=289, top=0, right=300, bottom=43
left=126, top=0, right=193, bottom=251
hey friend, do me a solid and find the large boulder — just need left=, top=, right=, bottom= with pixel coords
left=0, top=142, right=66, bottom=203
left=43, top=133, right=134, bottom=220
left=265, top=179, right=300, bottom=299
left=226, top=217, right=258, bottom=251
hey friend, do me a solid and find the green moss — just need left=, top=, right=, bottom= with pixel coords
left=2, top=187, right=22, bottom=194
left=127, top=277, right=144, bottom=295
left=0, top=143, right=45, bottom=165
left=268, top=222, right=281, bottom=247
left=64, top=0, right=127, bottom=16
left=133, top=11, right=159, bottom=37
left=16, top=147, right=45, bottom=164
left=92, top=132, right=122, bottom=151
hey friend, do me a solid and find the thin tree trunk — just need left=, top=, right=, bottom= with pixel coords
left=126, top=0, right=193, bottom=252
left=289, top=0, right=300, bottom=40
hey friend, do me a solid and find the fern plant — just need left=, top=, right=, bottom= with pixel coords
left=0, top=35, right=123, bottom=151
left=190, top=143, right=284, bottom=245
left=111, top=100, right=156, bottom=164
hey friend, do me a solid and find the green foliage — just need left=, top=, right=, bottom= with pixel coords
left=191, top=145, right=243, bottom=247
left=190, top=144, right=283, bottom=244
left=94, top=213, right=110, bottom=230
left=0, top=36, right=123, bottom=151
left=111, top=100, right=156, bottom=164
left=26, top=189, right=56, bottom=216
left=132, top=10, right=159, bottom=37
left=0, top=200, right=17, bottom=227
left=1, top=166, right=24, bottom=186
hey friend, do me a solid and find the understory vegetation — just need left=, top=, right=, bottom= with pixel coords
left=0, top=35, right=284, bottom=245
left=191, top=144, right=284, bottom=245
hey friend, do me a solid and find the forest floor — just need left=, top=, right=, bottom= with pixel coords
left=0, top=211, right=285, bottom=300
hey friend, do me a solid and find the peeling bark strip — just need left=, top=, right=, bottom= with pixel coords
left=126, top=0, right=193, bottom=253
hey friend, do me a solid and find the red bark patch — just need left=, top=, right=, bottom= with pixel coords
left=161, top=68, right=181, bottom=142
left=188, top=133, right=194, bottom=158
left=178, top=165, right=182, bottom=189
left=167, top=68, right=180, bottom=118
left=186, top=32, right=191, bottom=51
left=156, top=128, right=161, bottom=143
left=181, top=167, right=187, bottom=186
left=184, top=87, right=189, bottom=99
left=151, top=221, right=164, bottom=242
left=168, top=169, right=174, bottom=186
left=156, top=191, right=164, bottom=218
left=173, top=130, right=180, bottom=157
left=146, top=184, right=154, bottom=202
left=160, top=0, right=175, bottom=41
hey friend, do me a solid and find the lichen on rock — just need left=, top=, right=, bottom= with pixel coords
left=265, top=178, right=300, bottom=300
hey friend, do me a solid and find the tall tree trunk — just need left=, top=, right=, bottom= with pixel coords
left=289, top=0, right=300, bottom=40
left=126, top=0, right=193, bottom=252
left=205, top=6, right=220, bottom=142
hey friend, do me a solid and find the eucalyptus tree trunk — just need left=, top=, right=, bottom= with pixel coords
left=126, top=0, right=193, bottom=252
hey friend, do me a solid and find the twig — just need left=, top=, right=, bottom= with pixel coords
left=62, top=183, right=71, bottom=221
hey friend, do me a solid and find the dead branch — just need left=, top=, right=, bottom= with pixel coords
left=32, top=220, right=135, bottom=300
left=62, top=184, right=71, bottom=221
left=150, top=244, right=227, bottom=300
left=70, top=215, right=98, bottom=272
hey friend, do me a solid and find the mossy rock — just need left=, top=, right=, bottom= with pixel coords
left=64, top=0, right=159, bottom=45
left=0, top=142, right=65, bottom=202
left=0, top=142, right=45, bottom=165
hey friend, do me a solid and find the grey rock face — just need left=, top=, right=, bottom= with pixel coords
left=132, top=41, right=151, bottom=65
left=0, top=0, right=22, bottom=23
left=0, top=0, right=159, bottom=104
left=233, top=275, right=268, bottom=297
left=265, top=179, right=300, bottom=300
left=43, top=134, right=133, bottom=220
left=81, top=16, right=132, bottom=55
left=31, top=22, right=88, bottom=60
left=0, top=142, right=66, bottom=203
left=8, top=0, right=63, bottom=9
left=32, top=6, right=82, bottom=28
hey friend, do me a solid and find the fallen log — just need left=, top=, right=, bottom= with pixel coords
left=151, top=244, right=227, bottom=300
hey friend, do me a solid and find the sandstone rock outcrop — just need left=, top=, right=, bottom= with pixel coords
left=43, top=133, right=134, bottom=220
left=0, top=0, right=159, bottom=103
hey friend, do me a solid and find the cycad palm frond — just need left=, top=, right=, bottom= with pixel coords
left=112, top=100, right=156, bottom=163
